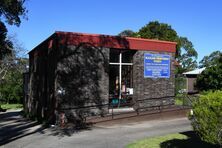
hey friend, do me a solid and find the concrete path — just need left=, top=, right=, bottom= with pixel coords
left=0, top=110, right=192, bottom=148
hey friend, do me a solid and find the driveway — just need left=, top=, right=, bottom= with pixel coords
left=0, top=110, right=192, bottom=148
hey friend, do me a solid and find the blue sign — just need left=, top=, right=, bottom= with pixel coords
left=144, top=53, right=170, bottom=78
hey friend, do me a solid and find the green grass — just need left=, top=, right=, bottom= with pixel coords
left=0, top=104, right=23, bottom=110
left=175, top=94, right=184, bottom=105
left=126, top=132, right=217, bottom=148
left=127, top=133, right=187, bottom=148
left=175, top=98, right=183, bottom=105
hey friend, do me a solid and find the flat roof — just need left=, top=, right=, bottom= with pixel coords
left=183, top=67, right=206, bottom=75
left=29, top=31, right=177, bottom=54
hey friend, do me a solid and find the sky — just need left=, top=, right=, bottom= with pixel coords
left=6, top=0, right=222, bottom=62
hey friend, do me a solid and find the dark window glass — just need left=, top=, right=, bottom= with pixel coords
left=122, top=50, right=136, bottom=63
left=109, top=65, right=119, bottom=96
left=110, top=49, right=120, bottom=63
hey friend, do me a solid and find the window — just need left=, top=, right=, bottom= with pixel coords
left=109, top=49, right=135, bottom=101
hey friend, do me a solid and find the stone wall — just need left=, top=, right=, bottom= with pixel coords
left=27, top=41, right=110, bottom=124
left=55, top=44, right=110, bottom=123
left=133, top=50, right=175, bottom=110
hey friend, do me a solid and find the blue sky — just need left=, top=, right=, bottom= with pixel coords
left=6, top=0, right=222, bottom=62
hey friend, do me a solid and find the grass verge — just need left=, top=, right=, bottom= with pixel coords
left=126, top=131, right=217, bottom=148
left=0, top=104, right=23, bottom=110
left=175, top=94, right=184, bottom=106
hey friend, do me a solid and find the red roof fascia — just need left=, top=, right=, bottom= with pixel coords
left=55, top=31, right=177, bottom=53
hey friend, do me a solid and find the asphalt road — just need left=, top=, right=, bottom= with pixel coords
left=0, top=110, right=192, bottom=148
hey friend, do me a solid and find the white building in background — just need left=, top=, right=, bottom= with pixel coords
left=183, top=67, right=206, bottom=94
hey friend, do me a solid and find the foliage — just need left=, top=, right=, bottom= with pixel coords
left=0, top=0, right=27, bottom=60
left=196, top=53, right=222, bottom=91
left=175, top=96, right=183, bottom=105
left=138, top=21, right=178, bottom=42
left=0, top=32, right=28, bottom=78
left=0, top=56, right=27, bottom=104
left=199, top=50, right=222, bottom=68
left=191, top=91, right=222, bottom=145
left=0, top=21, right=13, bottom=60
left=0, top=0, right=27, bottom=85
left=119, top=21, right=198, bottom=74
left=176, top=37, right=198, bottom=73
left=0, top=0, right=27, bottom=26
left=118, top=30, right=137, bottom=37
left=0, top=67, right=23, bottom=103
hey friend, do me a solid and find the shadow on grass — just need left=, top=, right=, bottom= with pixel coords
left=160, top=131, right=219, bottom=148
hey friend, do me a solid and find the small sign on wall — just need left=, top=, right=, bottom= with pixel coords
left=144, top=53, right=170, bottom=78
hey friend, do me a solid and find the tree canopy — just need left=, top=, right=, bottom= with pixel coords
left=0, top=21, right=13, bottom=60
left=0, top=0, right=27, bottom=26
left=196, top=51, right=222, bottom=91
left=199, top=50, right=222, bottom=68
left=119, top=21, right=198, bottom=74
left=0, top=0, right=27, bottom=60
left=138, top=21, right=178, bottom=42
left=118, top=30, right=136, bottom=37
left=0, top=66, right=23, bottom=103
left=0, top=0, right=27, bottom=105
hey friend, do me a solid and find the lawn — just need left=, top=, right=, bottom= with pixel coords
left=126, top=131, right=218, bottom=148
left=175, top=97, right=183, bottom=105
left=0, top=104, right=23, bottom=110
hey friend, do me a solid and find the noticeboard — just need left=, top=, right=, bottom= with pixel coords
left=144, top=53, right=171, bottom=78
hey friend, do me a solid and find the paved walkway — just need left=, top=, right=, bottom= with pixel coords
left=0, top=110, right=192, bottom=148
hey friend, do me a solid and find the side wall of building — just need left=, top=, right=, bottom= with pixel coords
left=28, top=46, right=49, bottom=120
left=27, top=41, right=58, bottom=122
left=133, top=50, right=175, bottom=110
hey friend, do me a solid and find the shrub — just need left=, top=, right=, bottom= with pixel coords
left=0, top=69, right=23, bottom=104
left=191, top=91, right=222, bottom=145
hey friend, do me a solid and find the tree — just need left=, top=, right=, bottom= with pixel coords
left=0, top=0, right=27, bottom=81
left=138, top=21, right=178, bottom=42
left=196, top=52, right=222, bottom=91
left=0, top=47, right=28, bottom=103
left=0, top=34, right=27, bottom=81
left=176, top=37, right=198, bottom=74
left=0, top=67, right=23, bottom=104
left=118, top=30, right=137, bottom=37
left=0, top=21, right=13, bottom=60
left=0, top=0, right=27, bottom=108
left=119, top=21, right=198, bottom=74
left=0, top=0, right=27, bottom=60
left=199, top=50, right=222, bottom=68
left=0, top=0, right=27, bottom=26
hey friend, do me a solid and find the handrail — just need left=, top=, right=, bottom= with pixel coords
left=137, top=96, right=175, bottom=102
left=58, top=96, right=179, bottom=120
left=59, top=103, right=110, bottom=110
